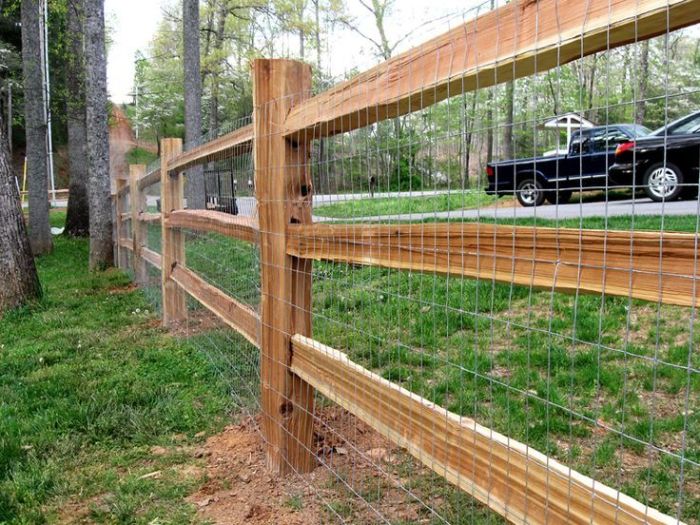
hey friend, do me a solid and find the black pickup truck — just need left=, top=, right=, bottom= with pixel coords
left=486, top=124, right=650, bottom=206
left=609, top=111, right=700, bottom=201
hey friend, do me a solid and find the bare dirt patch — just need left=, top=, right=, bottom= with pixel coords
left=169, top=308, right=225, bottom=338
left=189, top=407, right=434, bottom=524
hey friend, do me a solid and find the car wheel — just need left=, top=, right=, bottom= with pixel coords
left=546, top=190, right=572, bottom=205
left=643, top=163, right=684, bottom=202
left=516, top=179, right=546, bottom=207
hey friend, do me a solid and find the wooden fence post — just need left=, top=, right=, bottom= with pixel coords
left=130, top=164, right=147, bottom=285
left=160, top=138, right=186, bottom=326
left=115, top=178, right=128, bottom=270
left=253, top=58, right=316, bottom=474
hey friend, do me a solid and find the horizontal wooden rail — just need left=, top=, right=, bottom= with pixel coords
left=119, top=212, right=131, bottom=222
left=117, top=237, right=132, bottom=251
left=170, top=263, right=260, bottom=347
left=167, top=124, right=253, bottom=173
left=287, top=223, right=700, bottom=307
left=139, top=212, right=162, bottom=223
left=290, top=335, right=680, bottom=525
left=137, top=168, right=161, bottom=191
left=141, top=247, right=162, bottom=270
left=283, top=0, right=700, bottom=139
left=165, top=209, right=259, bottom=244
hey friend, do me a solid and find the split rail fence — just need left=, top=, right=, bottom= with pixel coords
left=113, top=0, right=700, bottom=522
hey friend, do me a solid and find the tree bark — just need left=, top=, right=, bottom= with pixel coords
left=84, top=0, right=113, bottom=270
left=0, top=104, right=41, bottom=314
left=65, top=0, right=90, bottom=237
left=635, top=41, right=650, bottom=124
left=207, top=0, right=227, bottom=137
left=503, top=80, right=515, bottom=160
left=183, top=0, right=206, bottom=209
left=21, top=0, right=52, bottom=255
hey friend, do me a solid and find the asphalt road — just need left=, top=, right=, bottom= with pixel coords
left=314, top=197, right=700, bottom=222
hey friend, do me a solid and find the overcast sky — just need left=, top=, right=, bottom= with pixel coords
left=105, top=0, right=485, bottom=104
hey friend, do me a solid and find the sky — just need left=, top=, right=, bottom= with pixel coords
left=105, top=0, right=485, bottom=104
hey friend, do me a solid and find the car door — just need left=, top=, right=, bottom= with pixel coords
left=583, top=127, right=630, bottom=189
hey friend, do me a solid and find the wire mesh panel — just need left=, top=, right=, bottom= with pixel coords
left=116, top=0, right=700, bottom=522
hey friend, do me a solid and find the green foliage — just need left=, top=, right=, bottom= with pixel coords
left=0, top=212, right=233, bottom=523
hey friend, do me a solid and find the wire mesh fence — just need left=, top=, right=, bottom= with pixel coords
left=113, top=0, right=700, bottom=522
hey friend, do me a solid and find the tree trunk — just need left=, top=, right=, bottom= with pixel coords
left=635, top=40, right=650, bottom=124
left=207, top=1, right=226, bottom=137
left=21, top=0, right=52, bottom=255
left=503, top=80, right=515, bottom=160
left=84, top=0, right=113, bottom=270
left=65, top=0, right=90, bottom=237
left=183, top=0, right=206, bottom=209
left=0, top=105, right=41, bottom=314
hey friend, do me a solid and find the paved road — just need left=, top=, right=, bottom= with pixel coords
left=313, top=197, right=700, bottom=222
left=139, top=192, right=700, bottom=221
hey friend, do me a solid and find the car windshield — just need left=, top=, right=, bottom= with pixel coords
left=650, top=112, right=700, bottom=136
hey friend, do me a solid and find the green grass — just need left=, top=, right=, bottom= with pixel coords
left=314, top=191, right=497, bottom=218
left=185, top=213, right=699, bottom=522
left=0, top=212, right=234, bottom=524
left=126, top=147, right=158, bottom=166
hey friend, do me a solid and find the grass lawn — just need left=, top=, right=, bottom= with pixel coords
left=0, top=212, right=234, bottom=524
left=126, top=147, right=158, bottom=166
left=313, top=191, right=497, bottom=218
left=182, top=213, right=699, bottom=523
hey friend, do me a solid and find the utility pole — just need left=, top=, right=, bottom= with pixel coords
left=39, top=0, right=56, bottom=205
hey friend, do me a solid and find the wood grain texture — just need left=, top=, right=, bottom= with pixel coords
left=165, top=209, right=259, bottom=244
left=254, top=59, right=316, bottom=475
left=129, top=165, right=148, bottom=284
left=117, top=237, right=132, bottom=251
left=137, top=167, right=160, bottom=191
left=160, top=138, right=187, bottom=326
left=287, top=222, right=700, bottom=307
left=170, top=264, right=260, bottom=347
left=141, top=247, right=162, bottom=270
left=139, top=212, right=162, bottom=223
left=290, top=335, right=682, bottom=525
left=115, top=179, right=129, bottom=269
left=167, top=123, right=253, bottom=173
left=284, top=0, right=700, bottom=139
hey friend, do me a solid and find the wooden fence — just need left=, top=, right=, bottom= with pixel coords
left=113, top=0, right=700, bottom=523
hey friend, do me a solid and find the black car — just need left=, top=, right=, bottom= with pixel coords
left=486, top=124, right=650, bottom=206
left=609, top=111, right=700, bottom=201
left=204, top=169, right=239, bottom=215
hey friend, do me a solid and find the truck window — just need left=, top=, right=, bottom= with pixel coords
left=589, top=129, right=628, bottom=153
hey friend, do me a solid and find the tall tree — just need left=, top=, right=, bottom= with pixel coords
left=84, top=0, right=113, bottom=269
left=0, top=106, right=41, bottom=314
left=64, top=0, right=90, bottom=236
left=21, top=0, right=53, bottom=255
left=183, top=0, right=205, bottom=209
left=635, top=40, right=650, bottom=124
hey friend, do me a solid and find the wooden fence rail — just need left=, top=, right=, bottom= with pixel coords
left=112, top=0, right=700, bottom=522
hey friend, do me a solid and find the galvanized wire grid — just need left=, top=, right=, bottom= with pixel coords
left=123, top=0, right=700, bottom=523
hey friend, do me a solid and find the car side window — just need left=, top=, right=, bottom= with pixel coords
left=589, top=129, right=627, bottom=153
left=670, top=114, right=700, bottom=135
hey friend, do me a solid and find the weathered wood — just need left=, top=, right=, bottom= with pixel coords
left=139, top=212, right=162, bottom=223
left=141, top=247, right=162, bottom=270
left=166, top=209, right=259, bottom=244
left=170, top=264, right=260, bottom=347
left=283, top=0, right=700, bottom=139
left=137, top=167, right=160, bottom=191
left=167, top=123, right=253, bottom=173
left=254, top=59, right=316, bottom=474
left=115, top=179, right=129, bottom=269
left=117, top=237, right=132, bottom=251
left=160, top=138, right=187, bottom=326
left=287, top=222, right=700, bottom=307
left=118, top=212, right=131, bottom=221
left=290, top=335, right=682, bottom=525
left=130, top=165, right=148, bottom=284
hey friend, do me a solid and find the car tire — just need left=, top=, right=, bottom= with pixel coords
left=643, top=162, right=684, bottom=202
left=545, top=190, right=572, bottom=205
left=516, top=178, right=546, bottom=207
